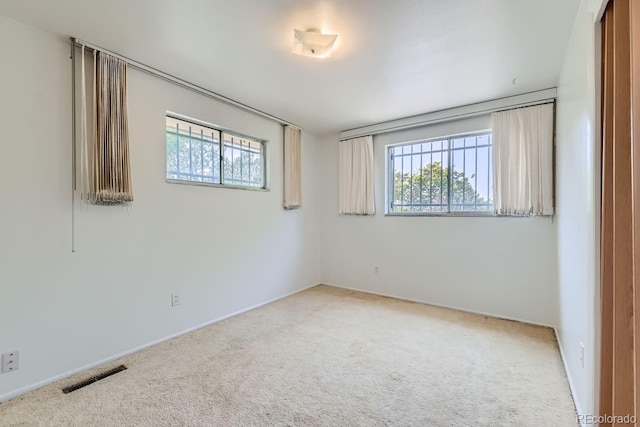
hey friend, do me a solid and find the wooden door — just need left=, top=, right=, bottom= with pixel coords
left=600, top=0, right=640, bottom=425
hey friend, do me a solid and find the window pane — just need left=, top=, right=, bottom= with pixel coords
left=450, top=135, right=493, bottom=212
left=451, top=137, right=465, bottom=149
left=222, top=133, right=264, bottom=188
left=202, top=132, right=219, bottom=183
left=390, top=138, right=449, bottom=213
left=464, top=137, right=477, bottom=148
left=388, top=133, right=492, bottom=214
left=477, top=133, right=491, bottom=147
left=166, top=116, right=264, bottom=189
left=166, top=116, right=221, bottom=184
left=166, top=129, right=178, bottom=179
left=450, top=148, right=464, bottom=211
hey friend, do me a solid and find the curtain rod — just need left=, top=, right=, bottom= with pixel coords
left=71, top=37, right=299, bottom=128
left=339, top=88, right=557, bottom=140
left=492, top=100, right=555, bottom=113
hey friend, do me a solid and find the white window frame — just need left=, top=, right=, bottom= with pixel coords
left=386, top=131, right=494, bottom=217
left=165, top=113, right=268, bottom=191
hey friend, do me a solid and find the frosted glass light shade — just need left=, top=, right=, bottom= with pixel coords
left=292, top=29, right=338, bottom=58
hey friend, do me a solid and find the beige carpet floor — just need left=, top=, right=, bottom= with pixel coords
left=0, top=285, right=576, bottom=426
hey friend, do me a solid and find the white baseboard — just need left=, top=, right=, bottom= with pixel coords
left=0, top=283, right=320, bottom=403
left=321, top=282, right=556, bottom=329
left=554, top=328, right=585, bottom=427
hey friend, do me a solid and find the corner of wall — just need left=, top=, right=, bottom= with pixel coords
left=555, top=0, right=599, bottom=417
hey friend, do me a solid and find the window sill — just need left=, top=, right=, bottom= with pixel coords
left=385, top=212, right=554, bottom=218
left=166, top=179, right=269, bottom=192
left=385, top=212, right=495, bottom=218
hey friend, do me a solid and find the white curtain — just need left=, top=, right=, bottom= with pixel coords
left=339, top=136, right=375, bottom=215
left=283, top=125, right=302, bottom=209
left=491, top=103, right=554, bottom=216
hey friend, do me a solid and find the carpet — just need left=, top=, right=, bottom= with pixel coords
left=0, top=285, right=576, bottom=426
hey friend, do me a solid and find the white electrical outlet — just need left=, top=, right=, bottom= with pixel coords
left=2, top=351, right=19, bottom=373
left=579, top=342, right=585, bottom=368
left=171, top=294, right=181, bottom=307
left=374, top=266, right=380, bottom=275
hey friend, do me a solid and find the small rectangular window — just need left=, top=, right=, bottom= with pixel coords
left=388, top=132, right=493, bottom=215
left=166, top=115, right=266, bottom=189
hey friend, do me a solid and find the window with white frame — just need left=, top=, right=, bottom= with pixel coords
left=388, top=132, right=493, bottom=214
left=166, top=115, right=266, bottom=189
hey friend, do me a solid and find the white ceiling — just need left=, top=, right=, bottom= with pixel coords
left=0, top=0, right=580, bottom=135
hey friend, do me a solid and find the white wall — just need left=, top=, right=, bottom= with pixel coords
left=555, top=0, right=600, bottom=418
left=319, top=117, right=560, bottom=327
left=0, top=2, right=599, bottom=407
left=0, top=16, right=321, bottom=400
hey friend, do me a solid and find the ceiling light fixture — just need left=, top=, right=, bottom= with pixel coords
left=292, top=28, right=338, bottom=58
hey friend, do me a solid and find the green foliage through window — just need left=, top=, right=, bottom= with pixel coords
left=389, top=134, right=493, bottom=214
left=166, top=116, right=265, bottom=188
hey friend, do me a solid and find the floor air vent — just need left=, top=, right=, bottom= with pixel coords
left=62, top=365, right=127, bottom=394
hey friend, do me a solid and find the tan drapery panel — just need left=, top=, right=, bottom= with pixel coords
left=283, top=125, right=302, bottom=209
left=600, top=0, right=640, bottom=423
left=80, top=50, right=133, bottom=205
left=339, top=136, right=375, bottom=215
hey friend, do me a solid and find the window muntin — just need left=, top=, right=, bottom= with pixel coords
left=388, top=133, right=493, bottom=214
left=166, top=116, right=265, bottom=189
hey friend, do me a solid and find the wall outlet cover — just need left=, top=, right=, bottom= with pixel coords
left=171, top=294, right=181, bottom=307
left=2, top=351, right=19, bottom=373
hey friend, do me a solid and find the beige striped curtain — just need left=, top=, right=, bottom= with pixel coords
left=283, top=125, right=302, bottom=209
left=80, top=49, right=133, bottom=205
